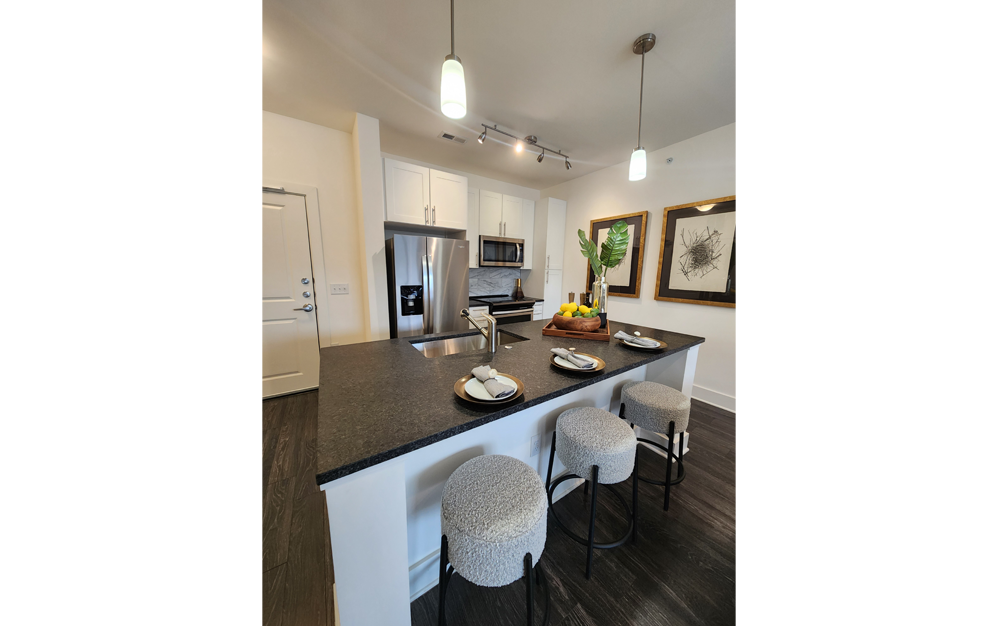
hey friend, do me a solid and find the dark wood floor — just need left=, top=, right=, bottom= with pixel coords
left=263, top=392, right=734, bottom=626
left=411, top=399, right=735, bottom=626
left=263, top=391, right=335, bottom=626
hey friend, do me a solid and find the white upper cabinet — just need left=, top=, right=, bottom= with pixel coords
left=501, top=195, right=523, bottom=238
left=383, top=158, right=468, bottom=229
left=384, top=159, right=430, bottom=226
left=521, top=199, right=534, bottom=270
left=429, top=169, right=468, bottom=229
left=467, top=188, right=480, bottom=268
left=479, top=190, right=503, bottom=236
left=545, top=198, right=567, bottom=270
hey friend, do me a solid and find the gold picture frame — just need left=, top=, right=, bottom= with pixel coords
left=654, top=196, right=735, bottom=308
left=584, top=211, right=649, bottom=299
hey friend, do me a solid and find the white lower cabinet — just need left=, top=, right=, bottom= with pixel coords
left=468, top=305, right=490, bottom=329
left=532, top=302, right=544, bottom=321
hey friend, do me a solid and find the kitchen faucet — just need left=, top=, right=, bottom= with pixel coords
left=461, top=308, right=498, bottom=353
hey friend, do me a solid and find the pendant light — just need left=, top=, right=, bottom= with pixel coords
left=629, top=33, right=656, bottom=182
left=440, top=0, right=466, bottom=119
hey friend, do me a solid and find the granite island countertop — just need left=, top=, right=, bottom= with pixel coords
left=315, top=319, right=705, bottom=484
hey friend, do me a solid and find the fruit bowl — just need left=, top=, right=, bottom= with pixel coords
left=550, top=313, right=601, bottom=332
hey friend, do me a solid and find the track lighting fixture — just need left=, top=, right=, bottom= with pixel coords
left=440, top=0, right=466, bottom=119
left=628, top=33, right=656, bottom=182
left=477, top=124, right=571, bottom=169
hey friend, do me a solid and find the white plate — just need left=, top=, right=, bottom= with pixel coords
left=623, top=338, right=662, bottom=349
left=554, top=355, right=596, bottom=370
left=464, top=375, right=518, bottom=401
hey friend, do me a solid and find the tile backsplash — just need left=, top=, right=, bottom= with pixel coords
left=469, top=268, right=521, bottom=297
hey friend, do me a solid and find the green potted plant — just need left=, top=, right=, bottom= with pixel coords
left=577, top=221, right=630, bottom=328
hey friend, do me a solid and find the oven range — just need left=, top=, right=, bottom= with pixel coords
left=469, top=294, right=537, bottom=325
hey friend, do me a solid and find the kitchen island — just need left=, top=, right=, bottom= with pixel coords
left=316, top=318, right=705, bottom=626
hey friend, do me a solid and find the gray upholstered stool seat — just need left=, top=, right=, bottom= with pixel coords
left=621, top=381, right=691, bottom=434
left=556, top=407, right=637, bottom=485
left=440, top=454, right=548, bottom=588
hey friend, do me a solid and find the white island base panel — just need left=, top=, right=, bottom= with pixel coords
left=321, top=345, right=699, bottom=626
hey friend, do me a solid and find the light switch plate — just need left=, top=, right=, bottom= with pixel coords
left=329, top=283, right=349, bottom=295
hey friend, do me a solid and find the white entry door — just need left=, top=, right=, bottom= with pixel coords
left=262, top=191, right=320, bottom=398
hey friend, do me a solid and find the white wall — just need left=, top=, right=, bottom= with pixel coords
left=541, top=123, right=736, bottom=411
left=263, top=110, right=367, bottom=346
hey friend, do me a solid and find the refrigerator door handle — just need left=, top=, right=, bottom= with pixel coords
left=423, top=254, right=432, bottom=334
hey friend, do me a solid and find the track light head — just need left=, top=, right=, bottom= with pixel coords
left=537, top=149, right=544, bottom=163
left=515, top=139, right=524, bottom=153
left=478, top=129, right=487, bottom=143
left=565, top=158, right=572, bottom=170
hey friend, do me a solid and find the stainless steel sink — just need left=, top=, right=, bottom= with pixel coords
left=411, top=331, right=528, bottom=358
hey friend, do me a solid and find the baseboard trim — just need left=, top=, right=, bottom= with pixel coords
left=692, top=385, right=735, bottom=414
left=408, top=469, right=585, bottom=603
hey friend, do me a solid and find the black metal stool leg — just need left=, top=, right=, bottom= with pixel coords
left=664, top=421, right=675, bottom=511
left=438, top=535, right=448, bottom=626
left=632, top=440, right=639, bottom=544
left=525, top=553, right=534, bottom=626
left=545, top=431, right=556, bottom=492
left=585, top=465, right=600, bottom=579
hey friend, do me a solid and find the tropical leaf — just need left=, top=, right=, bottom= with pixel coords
left=599, top=221, right=630, bottom=270
left=577, top=229, right=602, bottom=277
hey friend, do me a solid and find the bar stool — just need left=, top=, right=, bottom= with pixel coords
left=544, top=406, right=636, bottom=579
left=619, top=381, right=690, bottom=521
left=438, top=455, right=551, bottom=626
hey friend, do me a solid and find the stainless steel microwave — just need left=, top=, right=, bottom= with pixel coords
left=479, top=235, right=524, bottom=267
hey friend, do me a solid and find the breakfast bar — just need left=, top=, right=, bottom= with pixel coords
left=315, top=318, right=705, bottom=626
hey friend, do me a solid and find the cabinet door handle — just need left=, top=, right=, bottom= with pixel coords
left=545, top=270, right=549, bottom=284
left=424, top=205, right=429, bottom=224
left=547, top=255, right=550, bottom=268
left=432, top=206, right=436, bottom=225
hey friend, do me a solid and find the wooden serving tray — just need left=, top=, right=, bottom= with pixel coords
left=541, top=319, right=611, bottom=341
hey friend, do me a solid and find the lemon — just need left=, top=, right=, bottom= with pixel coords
left=579, top=305, right=590, bottom=314
left=568, top=303, right=578, bottom=312
left=559, top=303, right=571, bottom=312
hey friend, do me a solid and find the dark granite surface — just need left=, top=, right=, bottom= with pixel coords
left=315, top=319, right=704, bottom=485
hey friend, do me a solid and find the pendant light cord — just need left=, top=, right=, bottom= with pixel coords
left=450, top=0, right=455, bottom=56
left=637, top=49, right=645, bottom=149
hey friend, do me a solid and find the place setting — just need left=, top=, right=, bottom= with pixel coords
left=453, top=365, right=525, bottom=405
left=549, top=347, right=606, bottom=373
left=614, top=330, right=666, bottom=351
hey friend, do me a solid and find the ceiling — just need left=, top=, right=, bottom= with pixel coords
left=263, top=0, right=735, bottom=190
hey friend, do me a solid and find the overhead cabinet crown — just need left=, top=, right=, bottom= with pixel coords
left=383, top=158, right=468, bottom=230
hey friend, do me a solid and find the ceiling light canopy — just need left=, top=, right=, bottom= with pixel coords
left=628, top=33, right=656, bottom=182
left=440, top=0, right=466, bottom=119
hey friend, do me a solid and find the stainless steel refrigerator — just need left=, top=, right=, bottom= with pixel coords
left=386, top=234, right=470, bottom=338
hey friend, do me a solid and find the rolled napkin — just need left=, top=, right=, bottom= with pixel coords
left=551, top=348, right=595, bottom=369
left=471, top=365, right=515, bottom=399
left=614, top=330, right=660, bottom=347
left=472, top=365, right=497, bottom=382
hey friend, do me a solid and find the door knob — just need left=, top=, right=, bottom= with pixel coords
left=302, top=291, right=312, bottom=298
left=301, top=278, right=310, bottom=284
left=294, top=304, right=314, bottom=312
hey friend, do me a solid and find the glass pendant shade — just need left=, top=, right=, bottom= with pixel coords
left=628, top=148, right=647, bottom=181
left=440, top=58, right=466, bottom=119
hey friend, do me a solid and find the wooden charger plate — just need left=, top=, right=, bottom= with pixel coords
left=549, top=352, right=606, bottom=373
left=453, top=373, right=525, bottom=405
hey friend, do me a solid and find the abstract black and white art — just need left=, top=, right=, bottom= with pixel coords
left=655, top=197, right=736, bottom=307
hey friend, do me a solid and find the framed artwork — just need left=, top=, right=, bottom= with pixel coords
left=654, top=196, right=735, bottom=308
left=585, top=211, right=648, bottom=299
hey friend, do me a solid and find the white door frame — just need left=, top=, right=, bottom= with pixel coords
left=263, top=180, right=333, bottom=349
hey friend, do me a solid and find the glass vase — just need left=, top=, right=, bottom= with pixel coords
left=594, top=275, right=609, bottom=328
